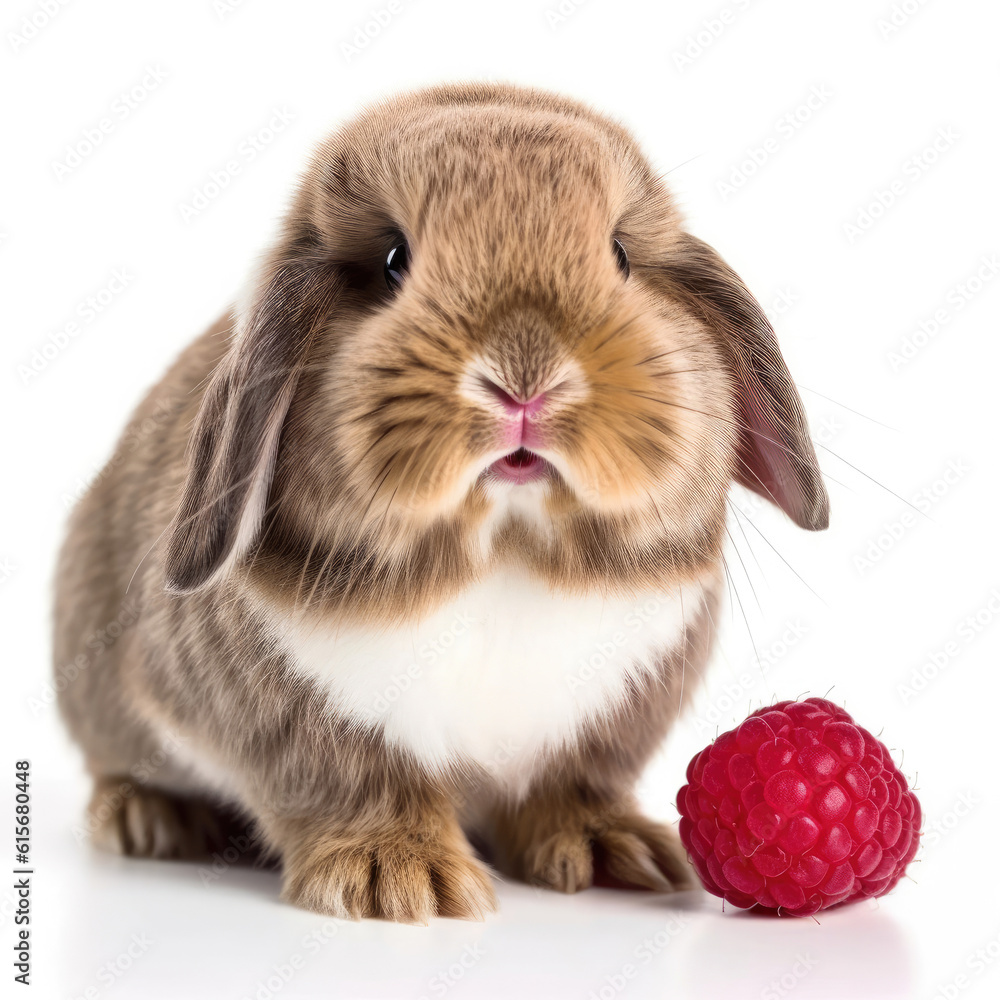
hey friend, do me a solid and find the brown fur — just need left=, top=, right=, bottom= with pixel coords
left=87, top=777, right=260, bottom=862
left=54, top=83, right=827, bottom=922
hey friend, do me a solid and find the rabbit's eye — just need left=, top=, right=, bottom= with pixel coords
left=613, top=238, right=629, bottom=279
left=385, top=241, right=410, bottom=290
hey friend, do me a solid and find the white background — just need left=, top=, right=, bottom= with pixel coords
left=2, top=0, right=999, bottom=997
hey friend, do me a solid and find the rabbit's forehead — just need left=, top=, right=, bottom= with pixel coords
left=325, top=104, right=649, bottom=238
left=392, top=99, right=641, bottom=179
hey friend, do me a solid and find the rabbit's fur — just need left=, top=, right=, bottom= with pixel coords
left=54, top=83, right=827, bottom=921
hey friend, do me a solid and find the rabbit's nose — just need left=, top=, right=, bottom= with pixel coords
left=479, top=379, right=548, bottom=419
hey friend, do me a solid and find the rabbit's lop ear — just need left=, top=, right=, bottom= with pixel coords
left=660, top=234, right=829, bottom=530
left=163, top=249, right=341, bottom=594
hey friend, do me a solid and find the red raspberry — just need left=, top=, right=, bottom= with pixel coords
left=677, top=698, right=921, bottom=916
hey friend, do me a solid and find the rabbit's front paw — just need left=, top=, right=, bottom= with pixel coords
left=282, top=827, right=497, bottom=923
left=499, top=797, right=694, bottom=894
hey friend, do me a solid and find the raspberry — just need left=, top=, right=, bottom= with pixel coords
left=677, top=698, right=921, bottom=916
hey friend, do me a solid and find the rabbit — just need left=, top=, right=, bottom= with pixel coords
left=53, top=82, right=828, bottom=922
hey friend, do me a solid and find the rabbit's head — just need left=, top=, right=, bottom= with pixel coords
left=163, top=84, right=827, bottom=617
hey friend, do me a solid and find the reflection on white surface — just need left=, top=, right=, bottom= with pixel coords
left=44, top=783, right=923, bottom=1000
left=674, top=901, right=914, bottom=1000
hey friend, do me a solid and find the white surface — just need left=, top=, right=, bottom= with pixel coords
left=3, top=0, right=999, bottom=998
left=24, top=775, right=994, bottom=1000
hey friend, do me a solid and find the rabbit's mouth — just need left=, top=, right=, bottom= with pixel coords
left=488, top=447, right=549, bottom=485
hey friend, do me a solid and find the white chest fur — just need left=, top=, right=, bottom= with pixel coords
left=278, top=571, right=707, bottom=793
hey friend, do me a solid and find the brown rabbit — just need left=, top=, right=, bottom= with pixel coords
left=53, top=82, right=828, bottom=922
